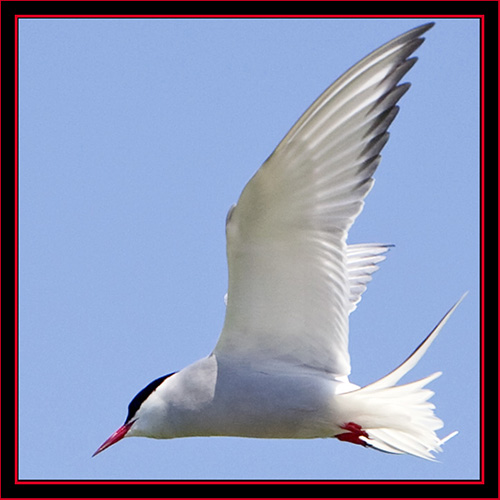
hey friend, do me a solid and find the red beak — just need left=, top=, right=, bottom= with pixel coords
left=92, top=420, right=134, bottom=457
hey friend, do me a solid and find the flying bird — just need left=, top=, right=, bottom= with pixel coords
left=94, top=23, right=465, bottom=461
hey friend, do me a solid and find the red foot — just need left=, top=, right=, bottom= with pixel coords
left=337, top=422, right=369, bottom=447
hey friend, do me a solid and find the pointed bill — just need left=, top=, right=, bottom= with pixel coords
left=92, top=421, right=134, bottom=457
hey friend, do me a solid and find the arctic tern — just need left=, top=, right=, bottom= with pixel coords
left=94, top=22, right=465, bottom=461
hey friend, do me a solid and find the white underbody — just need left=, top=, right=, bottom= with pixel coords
left=129, top=354, right=359, bottom=440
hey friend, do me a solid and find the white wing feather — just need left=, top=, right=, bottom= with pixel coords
left=224, top=242, right=391, bottom=312
left=346, top=243, right=392, bottom=313
left=214, top=24, right=434, bottom=376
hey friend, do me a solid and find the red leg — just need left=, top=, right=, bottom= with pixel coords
left=336, top=422, right=369, bottom=447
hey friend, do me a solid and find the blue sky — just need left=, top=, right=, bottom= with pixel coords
left=18, top=17, right=480, bottom=481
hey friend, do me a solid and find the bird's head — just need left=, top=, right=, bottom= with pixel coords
left=92, top=372, right=176, bottom=456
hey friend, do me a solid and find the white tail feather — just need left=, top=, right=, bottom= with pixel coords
left=337, top=293, right=467, bottom=459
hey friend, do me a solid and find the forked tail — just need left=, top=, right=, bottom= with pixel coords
left=336, top=293, right=467, bottom=460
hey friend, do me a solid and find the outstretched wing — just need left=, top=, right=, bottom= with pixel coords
left=214, top=24, right=433, bottom=376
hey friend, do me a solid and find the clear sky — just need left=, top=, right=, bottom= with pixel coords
left=18, top=17, right=480, bottom=481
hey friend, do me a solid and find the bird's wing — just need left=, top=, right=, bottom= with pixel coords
left=214, top=24, right=433, bottom=376
left=346, top=243, right=392, bottom=314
